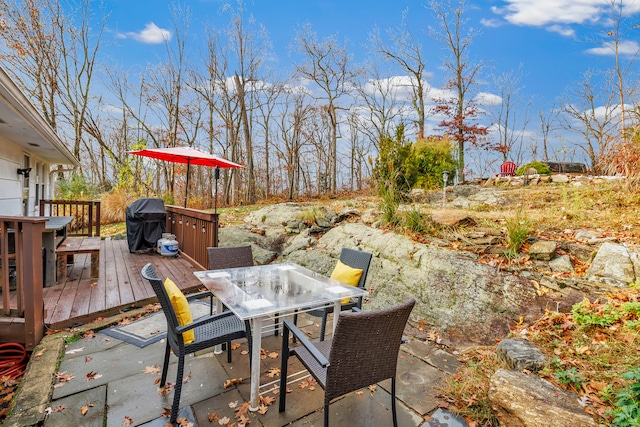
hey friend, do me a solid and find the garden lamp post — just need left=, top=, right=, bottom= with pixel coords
left=442, top=171, right=450, bottom=208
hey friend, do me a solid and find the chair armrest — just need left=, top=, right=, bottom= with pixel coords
left=282, top=319, right=329, bottom=367
left=176, top=310, right=237, bottom=333
left=351, top=307, right=362, bottom=313
left=185, top=290, right=214, bottom=301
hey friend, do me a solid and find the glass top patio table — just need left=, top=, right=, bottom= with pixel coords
left=194, top=262, right=368, bottom=410
left=194, top=263, right=368, bottom=320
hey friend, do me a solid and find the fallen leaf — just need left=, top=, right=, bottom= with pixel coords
left=241, top=350, right=249, bottom=355
left=234, top=401, right=251, bottom=419
left=231, top=343, right=241, bottom=350
left=260, top=395, right=276, bottom=406
left=228, top=400, right=239, bottom=409
left=65, top=348, right=84, bottom=355
left=80, top=405, right=90, bottom=416
left=85, top=356, right=92, bottom=363
left=32, top=348, right=46, bottom=359
left=208, top=411, right=219, bottom=422
left=55, top=372, right=75, bottom=383
left=161, top=407, right=171, bottom=418
left=237, top=413, right=251, bottom=426
left=356, top=390, right=364, bottom=396
left=268, top=352, right=278, bottom=359
left=219, top=416, right=231, bottom=425
left=158, top=383, right=174, bottom=395
left=53, top=405, right=65, bottom=412
left=257, top=404, right=269, bottom=415
left=224, top=378, right=243, bottom=388
left=143, top=365, right=161, bottom=375
left=182, top=371, right=192, bottom=384
left=85, top=371, right=102, bottom=381
left=83, top=330, right=96, bottom=338
left=122, top=415, right=133, bottom=426
left=266, top=368, right=280, bottom=378
left=368, top=385, right=377, bottom=393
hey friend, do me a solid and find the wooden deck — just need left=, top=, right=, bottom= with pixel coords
left=42, top=239, right=203, bottom=329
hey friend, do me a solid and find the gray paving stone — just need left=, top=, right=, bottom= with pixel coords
left=380, top=352, right=447, bottom=416
left=63, top=331, right=124, bottom=355
left=420, top=408, right=468, bottom=426
left=106, top=353, right=228, bottom=427
left=287, top=386, right=423, bottom=427
left=53, top=338, right=168, bottom=399
left=44, top=385, right=106, bottom=427
left=403, top=339, right=462, bottom=375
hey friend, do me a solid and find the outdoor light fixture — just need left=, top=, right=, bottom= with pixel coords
left=442, top=171, right=450, bottom=208
left=17, top=168, right=31, bottom=179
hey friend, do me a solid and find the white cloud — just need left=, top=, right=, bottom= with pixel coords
left=476, top=92, right=502, bottom=106
left=546, top=24, right=575, bottom=37
left=480, top=18, right=501, bottom=28
left=491, top=0, right=640, bottom=27
left=586, top=39, right=640, bottom=56
left=123, top=23, right=171, bottom=44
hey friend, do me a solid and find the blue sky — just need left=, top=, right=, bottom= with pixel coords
left=101, top=0, right=639, bottom=109
left=95, top=0, right=640, bottom=170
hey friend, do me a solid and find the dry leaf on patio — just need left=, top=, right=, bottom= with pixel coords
left=208, top=411, right=219, bottom=422
left=161, top=407, right=171, bottom=418
left=143, top=365, right=161, bottom=374
left=122, top=415, right=133, bottom=426
left=257, top=404, right=269, bottom=415
left=219, top=416, right=231, bottom=425
left=260, top=348, right=267, bottom=359
left=241, top=350, right=249, bottom=355
left=176, top=417, right=193, bottom=426
left=223, top=378, right=243, bottom=388
left=85, top=371, right=102, bottom=381
left=234, top=402, right=251, bottom=418
left=368, top=385, right=377, bottom=393
left=356, top=390, right=363, bottom=396
left=53, top=405, right=65, bottom=412
left=85, top=356, right=92, bottom=363
left=80, top=402, right=93, bottom=416
left=237, top=413, right=251, bottom=426
left=83, top=330, right=96, bottom=338
left=183, top=371, right=192, bottom=384
left=158, top=383, right=174, bottom=395
left=260, top=395, right=276, bottom=406
left=228, top=400, right=239, bottom=408
left=118, top=318, right=132, bottom=326
left=299, top=377, right=317, bottom=390
left=266, top=368, right=280, bottom=378
left=231, top=343, right=241, bottom=350
left=268, top=352, right=278, bottom=359
left=55, top=371, right=75, bottom=382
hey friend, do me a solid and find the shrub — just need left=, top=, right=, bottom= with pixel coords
left=516, top=161, right=551, bottom=176
left=409, top=138, right=458, bottom=189
left=610, top=368, right=640, bottom=426
left=55, top=172, right=100, bottom=200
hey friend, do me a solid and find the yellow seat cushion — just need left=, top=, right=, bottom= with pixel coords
left=164, top=278, right=194, bottom=344
left=330, top=260, right=363, bottom=304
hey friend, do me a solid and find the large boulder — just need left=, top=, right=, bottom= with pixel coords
left=586, top=242, right=635, bottom=287
left=284, top=223, right=542, bottom=349
left=489, top=369, right=597, bottom=427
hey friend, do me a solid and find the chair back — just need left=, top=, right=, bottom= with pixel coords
left=500, top=161, right=517, bottom=177
left=324, top=298, right=415, bottom=402
left=339, top=248, right=372, bottom=290
left=207, top=245, right=254, bottom=270
left=140, top=263, right=182, bottom=348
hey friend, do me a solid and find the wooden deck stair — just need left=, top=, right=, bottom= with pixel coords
left=42, top=239, right=203, bottom=330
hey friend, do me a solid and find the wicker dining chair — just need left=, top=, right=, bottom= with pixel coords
left=294, top=248, right=372, bottom=341
left=279, top=298, right=416, bottom=427
left=141, top=263, right=251, bottom=425
left=206, top=245, right=254, bottom=270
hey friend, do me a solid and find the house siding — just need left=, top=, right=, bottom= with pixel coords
left=0, top=137, right=54, bottom=216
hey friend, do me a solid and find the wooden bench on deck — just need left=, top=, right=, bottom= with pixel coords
left=55, top=237, right=101, bottom=284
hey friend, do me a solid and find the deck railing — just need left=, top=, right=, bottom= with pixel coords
left=165, top=206, right=218, bottom=270
left=0, top=217, right=45, bottom=350
left=39, top=200, right=101, bottom=237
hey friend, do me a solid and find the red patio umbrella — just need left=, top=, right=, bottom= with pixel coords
left=127, top=146, right=244, bottom=208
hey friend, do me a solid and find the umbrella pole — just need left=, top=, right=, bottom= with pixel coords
left=184, top=160, right=191, bottom=208
left=214, top=166, right=219, bottom=247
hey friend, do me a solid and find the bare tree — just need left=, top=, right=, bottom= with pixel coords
left=537, top=104, right=559, bottom=162
left=368, top=9, right=429, bottom=139
left=429, top=0, right=487, bottom=182
left=490, top=65, right=532, bottom=163
left=0, top=0, right=105, bottom=164
left=560, top=71, right=617, bottom=172
left=294, top=23, right=355, bottom=194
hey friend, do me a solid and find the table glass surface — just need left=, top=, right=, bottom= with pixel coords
left=194, top=263, right=368, bottom=320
